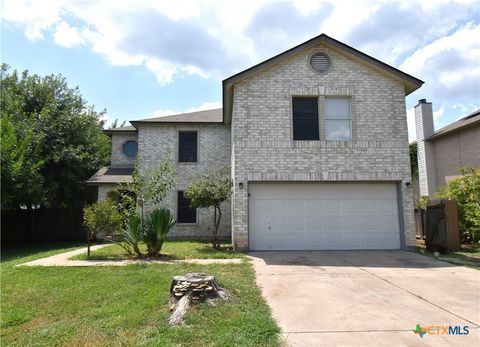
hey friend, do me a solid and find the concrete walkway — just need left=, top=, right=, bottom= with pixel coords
left=250, top=251, right=480, bottom=347
left=18, top=244, right=243, bottom=267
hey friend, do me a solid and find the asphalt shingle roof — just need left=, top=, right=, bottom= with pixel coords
left=86, top=167, right=134, bottom=185
left=131, top=108, right=222, bottom=124
left=428, top=109, right=480, bottom=140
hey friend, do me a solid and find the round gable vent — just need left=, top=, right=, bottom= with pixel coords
left=310, top=52, right=331, bottom=73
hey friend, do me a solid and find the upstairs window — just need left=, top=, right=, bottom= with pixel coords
left=292, top=97, right=319, bottom=140
left=325, top=98, right=351, bottom=140
left=177, top=191, right=196, bottom=223
left=179, top=131, right=197, bottom=162
left=122, top=140, right=138, bottom=158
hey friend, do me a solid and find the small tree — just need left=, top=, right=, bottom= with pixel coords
left=83, top=199, right=122, bottom=257
left=116, top=154, right=177, bottom=220
left=114, top=154, right=177, bottom=255
left=184, top=166, right=230, bottom=250
left=435, top=167, right=480, bottom=244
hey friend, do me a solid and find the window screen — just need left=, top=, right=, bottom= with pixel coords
left=292, top=97, right=319, bottom=140
left=177, top=191, right=196, bottom=223
left=179, top=131, right=197, bottom=162
left=325, top=98, right=351, bottom=140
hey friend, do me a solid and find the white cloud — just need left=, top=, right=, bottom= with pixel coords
left=53, top=21, right=84, bottom=48
left=2, top=0, right=62, bottom=40
left=185, top=101, right=222, bottom=112
left=401, top=22, right=480, bottom=102
left=151, top=101, right=222, bottom=118
left=451, top=103, right=479, bottom=119
left=406, top=107, right=416, bottom=142
left=433, top=107, right=444, bottom=120
left=2, top=0, right=480, bottom=100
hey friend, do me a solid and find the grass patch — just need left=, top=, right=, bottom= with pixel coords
left=416, top=241, right=480, bottom=269
left=71, top=241, right=246, bottom=261
left=1, top=242, right=86, bottom=266
left=1, top=243, right=279, bottom=346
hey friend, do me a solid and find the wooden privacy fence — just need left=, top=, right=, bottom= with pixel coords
left=415, top=199, right=460, bottom=252
left=1, top=208, right=85, bottom=245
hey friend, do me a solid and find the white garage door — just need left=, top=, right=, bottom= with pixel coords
left=249, top=183, right=401, bottom=250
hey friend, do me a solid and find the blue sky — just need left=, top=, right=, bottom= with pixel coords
left=2, top=0, right=479, bottom=140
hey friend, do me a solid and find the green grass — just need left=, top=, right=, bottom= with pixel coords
left=1, top=243, right=279, bottom=346
left=416, top=241, right=480, bottom=269
left=1, top=242, right=87, bottom=266
left=71, top=241, right=246, bottom=261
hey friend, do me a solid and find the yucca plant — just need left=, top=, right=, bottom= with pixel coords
left=143, top=207, right=176, bottom=256
left=120, top=214, right=143, bottom=257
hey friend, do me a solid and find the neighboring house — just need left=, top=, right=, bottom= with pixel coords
left=87, top=34, right=424, bottom=251
left=414, top=100, right=480, bottom=198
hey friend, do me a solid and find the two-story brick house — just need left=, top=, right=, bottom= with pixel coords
left=87, top=34, right=423, bottom=251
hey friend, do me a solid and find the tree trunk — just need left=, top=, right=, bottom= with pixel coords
left=168, top=273, right=229, bottom=325
left=212, top=205, right=222, bottom=250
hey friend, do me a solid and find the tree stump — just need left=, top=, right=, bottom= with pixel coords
left=168, top=273, right=230, bottom=325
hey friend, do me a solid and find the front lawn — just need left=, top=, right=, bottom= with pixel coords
left=1, top=243, right=279, bottom=346
left=416, top=241, right=480, bottom=269
left=71, top=240, right=246, bottom=261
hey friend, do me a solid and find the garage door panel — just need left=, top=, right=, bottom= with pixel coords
left=250, top=234, right=306, bottom=250
left=249, top=183, right=401, bottom=251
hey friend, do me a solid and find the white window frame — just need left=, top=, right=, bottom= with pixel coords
left=325, top=97, right=352, bottom=141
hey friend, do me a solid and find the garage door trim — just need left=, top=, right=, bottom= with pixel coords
left=247, top=181, right=404, bottom=251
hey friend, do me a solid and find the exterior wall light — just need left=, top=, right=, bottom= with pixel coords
left=239, top=182, right=244, bottom=189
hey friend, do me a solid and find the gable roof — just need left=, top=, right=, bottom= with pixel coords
left=130, top=108, right=222, bottom=126
left=428, top=109, right=480, bottom=140
left=222, top=33, right=424, bottom=124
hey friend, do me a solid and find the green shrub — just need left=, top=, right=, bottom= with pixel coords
left=143, top=208, right=176, bottom=256
left=416, top=196, right=430, bottom=210
left=83, top=199, right=122, bottom=257
left=118, top=214, right=143, bottom=257
left=435, top=167, right=480, bottom=244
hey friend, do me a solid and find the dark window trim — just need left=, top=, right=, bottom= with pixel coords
left=177, top=191, right=197, bottom=224
left=292, top=97, right=320, bottom=140
left=178, top=131, right=198, bottom=163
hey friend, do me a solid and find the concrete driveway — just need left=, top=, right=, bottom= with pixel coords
left=249, top=251, right=479, bottom=346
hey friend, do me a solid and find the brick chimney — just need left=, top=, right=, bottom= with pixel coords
left=414, top=99, right=436, bottom=197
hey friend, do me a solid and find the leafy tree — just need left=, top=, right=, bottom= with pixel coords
left=116, top=155, right=177, bottom=220
left=184, top=166, right=230, bottom=249
left=109, top=118, right=126, bottom=129
left=0, top=64, right=110, bottom=209
left=0, top=115, right=44, bottom=208
left=409, top=142, right=418, bottom=178
left=83, top=199, right=122, bottom=257
left=435, top=167, right=480, bottom=244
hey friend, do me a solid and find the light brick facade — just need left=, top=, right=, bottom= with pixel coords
left=137, top=123, right=231, bottom=239
left=96, top=38, right=419, bottom=250
left=231, top=44, right=415, bottom=250
left=111, top=133, right=138, bottom=167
